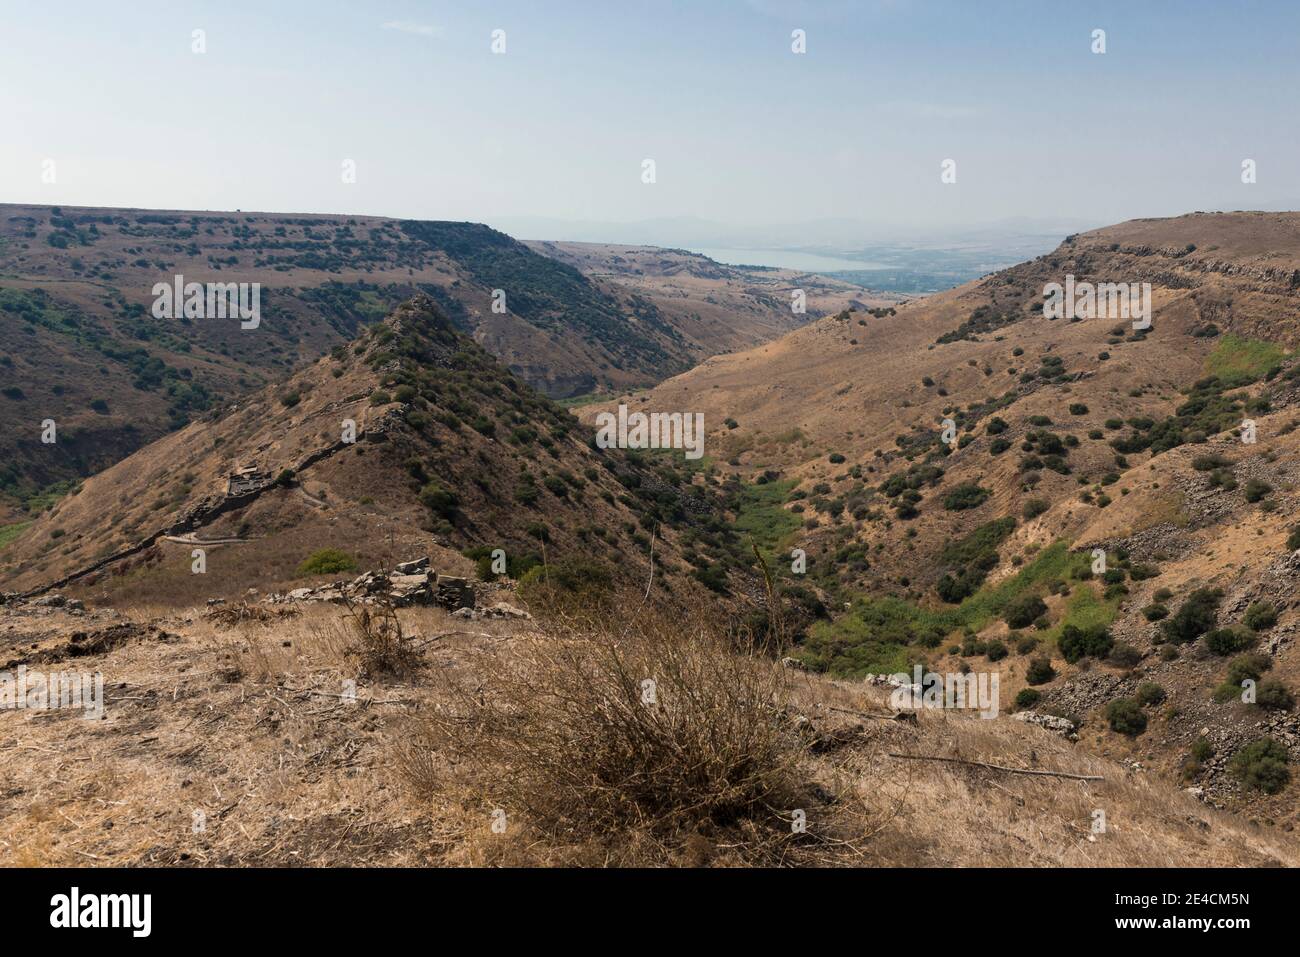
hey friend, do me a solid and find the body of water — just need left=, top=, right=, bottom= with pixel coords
left=687, top=247, right=891, bottom=273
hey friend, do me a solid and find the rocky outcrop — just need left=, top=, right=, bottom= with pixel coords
left=1013, top=710, right=1079, bottom=739
left=261, top=557, right=478, bottom=612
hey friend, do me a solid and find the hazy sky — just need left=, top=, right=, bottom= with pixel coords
left=4, top=0, right=1298, bottom=236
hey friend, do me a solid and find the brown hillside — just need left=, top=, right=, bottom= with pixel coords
left=0, top=296, right=711, bottom=606
left=579, top=212, right=1300, bottom=824
left=0, top=204, right=842, bottom=504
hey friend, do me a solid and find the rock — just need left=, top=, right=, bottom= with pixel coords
left=388, top=572, right=434, bottom=606
left=780, top=657, right=807, bottom=671
left=206, top=598, right=227, bottom=607
left=33, top=594, right=66, bottom=607
left=395, top=557, right=430, bottom=575
left=434, top=575, right=474, bottom=610
left=65, top=599, right=85, bottom=612
left=1013, top=710, right=1078, bottom=737
left=452, top=602, right=530, bottom=621
left=287, top=588, right=314, bottom=600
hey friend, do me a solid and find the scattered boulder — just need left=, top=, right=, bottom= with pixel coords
left=452, top=602, right=531, bottom=621
left=1013, top=710, right=1079, bottom=739
left=435, top=576, right=474, bottom=610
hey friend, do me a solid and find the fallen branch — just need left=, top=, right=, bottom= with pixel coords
left=830, top=705, right=917, bottom=723
left=887, top=752, right=1103, bottom=781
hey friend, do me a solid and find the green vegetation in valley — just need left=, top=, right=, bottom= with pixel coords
left=797, top=540, right=1122, bottom=678
left=729, top=479, right=800, bottom=558
left=1203, top=334, right=1286, bottom=387
left=556, top=392, right=614, bottom=409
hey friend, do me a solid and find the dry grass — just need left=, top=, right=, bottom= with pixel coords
left=338, top=597, right=419, bottom=678
left=3, top=599, right=1296, bottom=868
left=204, top=601, right=301, bottom=627
left=396, top=609, right=858, bottom=865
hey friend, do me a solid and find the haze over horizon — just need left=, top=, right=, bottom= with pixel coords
left=5, top=0, right=1300, bottom=246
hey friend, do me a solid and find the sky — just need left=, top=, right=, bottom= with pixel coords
left=3, top=0, right=1299, bottom=240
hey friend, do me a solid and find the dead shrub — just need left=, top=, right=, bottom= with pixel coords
left=341, top=597, right=418, bottom=676
left=204, top=601, right=301, bottom=628
left=397, top=610, right=834, bottom=863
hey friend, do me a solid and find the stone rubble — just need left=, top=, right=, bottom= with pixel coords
left=452, top=601, right=532, bottom=621
left=259, top=558, right=480, bottom=611
left=1012, top=710, right=1080, bottom=740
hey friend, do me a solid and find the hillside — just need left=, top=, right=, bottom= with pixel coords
left=0, top=295, right=722, bottom=606
left=3, top=213, right=1300, bottom=865
left=524, top=240, right=902, bottom=356
left=0, top=204, right=836, bottom=510
left=4, top=596, right=1296, bottom=867
left=582, top=212, right=1300, bottom=825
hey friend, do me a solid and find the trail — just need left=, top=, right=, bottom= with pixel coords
left=18, top=409, right=403, bottom=599
left=160, top=533, right=250, bottom=546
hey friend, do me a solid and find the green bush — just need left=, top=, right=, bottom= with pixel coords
left=942, top=483, right=990, bottom=511
left=1229, top=738, right=1291, bottom=794
left=298, top=548, right=357, bottom=576
left=518, top=557, right=614, bottom=608
left=1191, top=453, right=1229, bottom=471
left=1004, top=593, right=1047, bottom=629
left=692, top=564, right=729, bottom=593
left=1256, top=679, right=1295, bottom=711
left=1134, top=682, right=1166, bottom=707
left=1161, top=588, right=1222, bottom=644
left=1058, top=623, right=1113, bottom=664
left=1105, top=697, right=1148, bottom=736
left=1022, top=498, right=1049, bottom=519
left=1025, top=656, right=1056, bottom=685
left=1107, top=642, right=1142, bottom=668
left=1014, top=688, right=1041, bottom=710
left=1204, top=626, right=1252, bottom=656
left=1227, top=653, right=1271, bottom=685
left=1015, top=634, right=1039, bottom=655
left=1243, top=602, right=1278, bottom=631
left=419, top=480, right=459, bottom=519
left=1141, top=603, right=1169, bottom=621
left=1244, top=478, right=1272, bottom=503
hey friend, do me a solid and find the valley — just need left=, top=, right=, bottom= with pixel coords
left=0, top=204, right=877, bottom=513
left=3, top=210, right=1299, bottom=868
